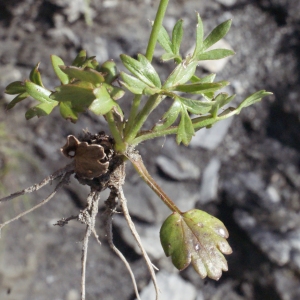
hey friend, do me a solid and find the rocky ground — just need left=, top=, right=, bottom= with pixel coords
left=0, top=0, right=300, bottom=299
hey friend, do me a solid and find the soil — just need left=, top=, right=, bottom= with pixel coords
left=0, top=0, right=300, bottom=299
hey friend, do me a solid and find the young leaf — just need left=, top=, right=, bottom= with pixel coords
left=25, top=102, right=57, bottom=120
left=176, top=108, right=195, bottom=145
left=59, top=66, right=105, bottom=86
left=172, top=19, right=184, bottom=56
left=6, top=92, right=29, bottom=110
left=120, top=54, right=160, bottom=88
left=160, top=209, right=232, bottom=280
left=197, top=49, right=235, bottom=61
left=203, top=19, right=232, bottom=50
left=236, top=90, right=273, bottom=113
left=163, top=61, right=198, bottom=88
left=29, top=63, right=44, bottom=87
left=104, top=83, right=125, bottom=100
left=157, top=24, right=173, bottom=54
left=192, top=13, right=204, bottom=58
left=51, top=55, right=69, bottom=85
left=153, top=99, right=181, bottom=131
left=98, top=60, right=117, bottom=84
left=25, top=81, right=54, bottom=104
left=5, top=81, right=26, bottom=95
left=72, top=50, right=87, bottom=67
left=120, top=72, right=149, bottom=94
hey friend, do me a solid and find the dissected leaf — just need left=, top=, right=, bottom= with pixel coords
left=163, top=61, right=198, bottom=88
left=203, top=19, right=232, bottom=50
left=157, top=24, right=173, bottom=54
left=197, top=49, right=235, bottom=61
left=176, top=108, right=195, bottom=145
left=172, top=19, right=184, bottom=56
left=160, top=209, right=232, bottom=280
left=29, top=63, right=44, bottom=87
left=51, top=55, right=69, bottom=85
left=236, top=90, right=273, bottom=113
left=176, top=96, right=212, bottom=115
left=137, top=54, right=161, bottom=88
left=59, top=66, right=105, bottom=86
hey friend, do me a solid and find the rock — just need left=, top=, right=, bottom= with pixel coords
left=137, top=271, right=196, bottom=300
left=274, top=269, right=300, bottom=300
left=190, top=118, right=233, bottom=150
left=156, top=155, right=201, bottom=181
left=214, top=0, right=237, bottom=6
left=198, top=158, right=221, bottom=204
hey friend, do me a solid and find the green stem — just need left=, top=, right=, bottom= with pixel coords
left=145, top=0, right=170, bottom=62
left=105, top=111, right=127, bottom=153
left=125, top=94, right=163, bottom=143
left=127, top=151, right=182, bottom=214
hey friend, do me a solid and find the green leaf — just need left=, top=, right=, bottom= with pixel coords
left=161, top=53, right=179, bottom=62
left=59, top=101, right=80, bottom=122
left=236, top=90, right=273, bottom=113
left=5, top=81, right=26, bottom=95
left=89, top=85, right=120, bottom=115
left=157, top=24, right=173, bottom=54
left=137, top=54, right=161, bottom=88
left=25, top=81, right=54, bottom=104
left=191, top=73, right=216, bottom=84
left=50, top=81, right=95, bottom=110
left=120, top=72, right=149, bottom=94
left=120, top=54, right=160, bottom=88
left=29, top=63, right=44, bottom=87
left=176, top=108, right=195, bottom=145
left=203, top=19, right=232, bottom=50
left=25, top=102, right=57, bottom=120
left=6, top=92, right=29, bottom=110
left=98, top=60, right=117, bottom=84
left=172, top=81, right=228, bottom=94
left=160, top=209, right=232, bottom=280
left=153, top=99, right=181, bottom=131
left=172, top=19, right=184, bottom=55
left=72, top=50, right=87, bottom=67
left=176, top=96, right=212, bottom=115
left=104, top=83, right=125, bottom=100
left=163, top=61, right=198, bottom=88
left=197, top=49, right=235, bottom=61
left=59, top=66, right=105, bottom=86
left=192, top=13, right=204, bottom=58
left=51, top=55, right=69, bottom=85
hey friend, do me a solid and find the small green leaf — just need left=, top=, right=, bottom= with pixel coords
left=177, top=96, right=212, bottom=115
left=120, top=72, right=149, bottom=94
left=89, top=85, right=120, bottom=115
left=60, top=66, right=105, bottom=86
left=6, top=92, right=29, bottom=110
left=236, top=90, right=273, bottom=113
left=163, top=61, right=198, bottom=88
left=160, top=209, right=232, bottom=280
left=59, top=101, right=80, bottom=122
left=197, top=49, right=235, bottom=61
left=29, top=63, right=44, bottom=87
left=191, top=73, right=216, bottom=84
left=5, top=81, right=26, bottom=95
left=72, top=50, right=87, bottom=67
left=161, top=53, right=179, bottom=62
left=153, top=99, right=181, bottom=131
left=25, top=102, right=57, bottom=120
left=157, top=24, right=173, bottom=54
left=51, top=55, right=69, bottom=85
left=104, top=83, right=125, bottom=100
left=172, top=81, right=228, bottom=94
left=203, top=19, right=232, bottom=50
left=137, top=54, right=161, bottom=88
left=177, top=108, right=195, bottom=145
left=120, top=54, right=159, bottom=88
left=172, top=19, right=184, bottom=55
left=98, top=60, right=117, bottom=84
left=192, top=13, right=204, bottom=58
left=25, top=81, right=54, bottom=104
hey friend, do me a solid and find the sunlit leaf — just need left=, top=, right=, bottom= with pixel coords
left=176, top=95, right=212, bottom=114
left=98, top=60, right=117, bottom=84
left=192, top=13, right=204, bottom=58
left=172, top=81, right=228, bottom=94
left=51, top=55, right=69, bottom=85
left=29, top=63, right=44, bottom=87
left=203, top=19, right=232, bottom=50
left=137, top=54, right=161, bottom=88
left=160, top=209, right=232, bottom=280
left=25, top=81, right=54, bottom=104
left=120, top=72, right=149, bottom=94
left=197, top=49, right=235, bottom=61
left=157, top=24, right=173, bottom=54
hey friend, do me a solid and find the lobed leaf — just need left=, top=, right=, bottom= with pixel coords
left=160, top=209, right=232, bottom=280
left=176, top=108, right=195, bottom=145
left=176, top=95, right=212, bottom=115
left=137, top=54, right=161, bottom=88
left=120, top=72, right=149, bottom=94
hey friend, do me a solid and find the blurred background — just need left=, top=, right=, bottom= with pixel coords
left=0, top=0, right=300, bottom=299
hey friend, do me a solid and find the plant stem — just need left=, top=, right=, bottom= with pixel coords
left=105, top=111, right=127, bottom=153
left=123, top=94, right=142, bottom=137
left=145, top=0, right=170, bottom=62
left=127, top=151, right=182, bottom=214
left=125, top=94, right=163, bottom=143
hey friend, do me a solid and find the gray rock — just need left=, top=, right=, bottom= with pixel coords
left=137, top=271, right=196, bottom=300
left=214, top=0, right=237, bottom=6
left=190, top=117, right=233, bottom=150
left=274, top=269, right=300, bottom=300
left=198, top=158, right=221, bottom=204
